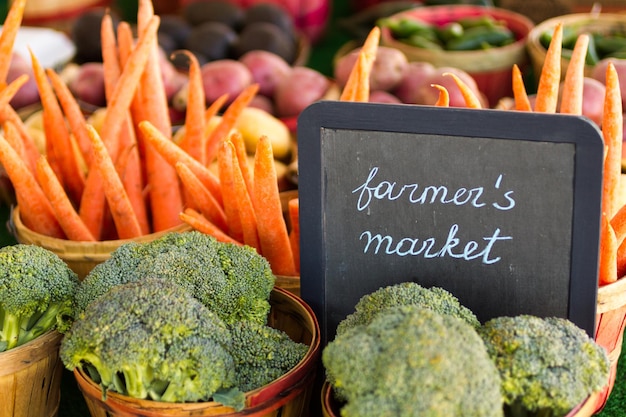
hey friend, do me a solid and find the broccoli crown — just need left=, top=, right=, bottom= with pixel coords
left=75, top=231, right=275, bottom=325
left=0, top=244, right=79, bottom=351
left=478, top=315, right=610, bottom=417
left=60, top=278, right=243, bottom=409
left=323, top=305, right=504, bottom=417
left=336, top=281, right=480, bottom=336
left=228, top=320, right=309, bottom=392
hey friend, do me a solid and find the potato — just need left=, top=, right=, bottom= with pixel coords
left=7, top=52, right=39, bottom=110
left=393, top=61, right=437, bottom=104
left=200, top=59, right=253, bottom=105
left=239, top=49, right=293, bottom=97
left=558, top=77, right=606, bottom=126
left=369, top=90, right=402, bottom=104
left=274, top=66, right=329, bottom=118
left=334, top=46, right=408, bottom=92
left=68, top=62, right=106, bottom=108
left=235, top=106, right=292, bottom=160
left=415, top=67, right=485, bottom=108
left=591, top=58, right=626, bottom=108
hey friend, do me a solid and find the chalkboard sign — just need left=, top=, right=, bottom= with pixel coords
left=297, top=101, right=604, bottom=344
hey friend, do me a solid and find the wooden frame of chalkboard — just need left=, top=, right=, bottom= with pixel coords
left=297, top=100, right=604, bottom=344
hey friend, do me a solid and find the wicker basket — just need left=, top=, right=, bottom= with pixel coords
left=526, top=12, right=626, bottom=82
left=320, top=380, right=600, bottom=417
left=379, top=5, right=535, bottom=106
left=593, top=277, right=626, bottom=411
left=73, top=286, right=320, bottom=417
left=9, top=205, right=192, bottom=279
left=0, top=330, right=64, bottom=417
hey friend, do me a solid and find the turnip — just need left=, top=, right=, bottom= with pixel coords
left=591, top=58, right=626, bottom=108
left=334, top=45, right=408, bottom=92
left=557, top=77, right=606, bottom=126
left=7, top=52, right=39, bottom=110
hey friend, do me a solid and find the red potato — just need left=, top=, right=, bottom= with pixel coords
left=592, top=58, right=626, bottom=108
left=249, top=94, right=275, bottom=113
left=369, top=90, right=402, bottom=104
left=558, top=77, right=605, bottom=126
left=7, top=52, right=39, bottom=109
left=334, top=45, right=409, bottom=92
left=239, top=49, right=293, bottom=97
left=200, top=59, right=253, bottom=105
left=393, top=61, right=437, bottom=104
left=415, top=67, right=485, bottom=108
left=274, top=66, right=329, bottom=118
left=68, top=62, right=107, bottom=108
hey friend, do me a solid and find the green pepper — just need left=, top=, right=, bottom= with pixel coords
left=377, top=16, right=435, bottom=39
left=457, top=15, right=499, bottom=30
left=436, top=21, right=464, bottom=43
left=593, top=33, right=626, bottom=57
left=403, top=34, right=444, bottom=49
left=445, top=25, right=515, bottom=50
left=585, top=33, right=600, bottom=66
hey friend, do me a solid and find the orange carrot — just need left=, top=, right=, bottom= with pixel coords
left=175, top=161, right=228, bottom=232
left=100, top=12, right=121, bottom=98
left=560, top=34, right=589, bottom=115
left=217, top=139, right=244, bottom=242
left=0, top=73, right=28, bottom=106
left=138, top=120, right=223, bottom=205
left=444, top=72, right=483, bottom=109
left=178, top=51, right=206, bottom=164
left=179, top=208, right=242, bottom=245
left=230, top=130, right=254, bottom=197
left=46, top=68, right=93, bottom=169
left=79, top=15, right=159, bottom=239
left=202, top=93, right=229, bottom=133
left=512, top=64, right=532, bottom=111
left=611, top=203, right=626, bottom=246
left=85, top=124, right=142, bottom=239
left=136, top=0, right=184, bottom=232
left=0, top=0, right=26, bottom=86
left=0, top=105, right=40, bottom=174
left=0, top=132, right=64, bottom=238
left=431, top=84, right=449, bottom=107
left=599, top=212, right=618, bottom=285
left=205, top=83, right=260, bottom=163
left=601, top=61, right=623, bottom=219
left=2, top=119, right=24, bottom=161
left=30, top=50, right=85, bottom=206
left=35, top=156, right=95, bottom=241
left=340, top=26, right=380, bottom=102
left=229, top=140, right=260, bottom=250
left=534, top=22, right=563, bottom=113
left=253, top=135, right=296, bottom=275
left=288, top=197, right=300, bottom=274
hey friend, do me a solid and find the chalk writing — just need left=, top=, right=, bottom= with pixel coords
left=353, top=166, right=516, bottom=212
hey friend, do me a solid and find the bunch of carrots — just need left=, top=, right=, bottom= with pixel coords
left=0, top=0, right=299, bottom=277
left=341, top=25, right=626, bottom=287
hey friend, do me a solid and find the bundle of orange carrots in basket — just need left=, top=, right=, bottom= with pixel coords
left=0, top=0, right=299, bottom=277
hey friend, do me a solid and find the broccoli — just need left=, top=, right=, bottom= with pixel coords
left=0, top=244, right=79, bottom=352
left=323, top=305, right=504, bottom=417
left=74, top=231, right=275, bottom=325
left=336, top=281, right=480, bottom=336
left=478, top=315, right=610, bottom=417
left=60, top=278, right=245, bottom=410
left=228, top=320, right=309, bottom=392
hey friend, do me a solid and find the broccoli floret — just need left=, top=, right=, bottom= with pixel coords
left=60, top=278, right=244, bottom=410
left=478, top=315, right=610, bottom=417
left=75, top=231, right=275, bottom=325
left=228, top=320, right=309, bottom=392
left=0, top=244, right=79, bottom=351
left=323, top=305, right=504, bottom=417
left=336, top=281, right=480, bottom=336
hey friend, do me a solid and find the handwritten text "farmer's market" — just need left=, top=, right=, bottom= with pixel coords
left=352, top=167, right=514, bottom=265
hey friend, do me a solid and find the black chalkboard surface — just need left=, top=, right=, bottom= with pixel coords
left=297, top=100, right=604, bottom=344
